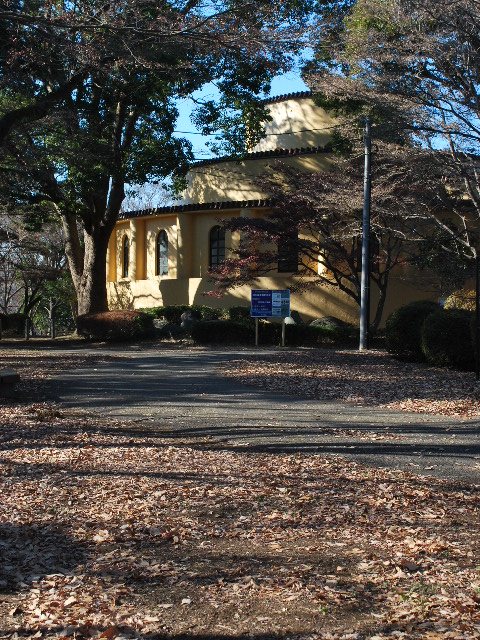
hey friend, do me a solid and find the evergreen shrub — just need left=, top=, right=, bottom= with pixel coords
left=385, top=300, right=440, bottom=361
left=194, top=305, right=226, bottom=320
left=421, top=308, right=475, bottom=370
left=141, top=305, right=191, bottom=323
left=76, top=310, right=154, bottom=342
left=228, top=306, right=252, bottom=323
left=258, top=321, right=280, bottom=344
left=141, top=304, right=225, bottom=323
left=286, top=323, right=357, bottom=346
left=190, top=319, right=358, bottom=346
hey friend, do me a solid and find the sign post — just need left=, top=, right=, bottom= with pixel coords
left=251, top=289, right=291, bottom=346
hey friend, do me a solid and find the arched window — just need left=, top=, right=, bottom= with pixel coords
left=156, top=230, right=168, bottom=276
left=209, top=225, right=225, bottom=269
left=122, top=236, right=129, bottom=278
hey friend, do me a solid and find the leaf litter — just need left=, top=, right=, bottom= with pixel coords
left=0, top=348, right=479, bottom=639
left=223, top=348, right=480, bottom=418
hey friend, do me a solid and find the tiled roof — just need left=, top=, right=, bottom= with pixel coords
left=260, top=90, right=313, bottom=105
left=190, top=143, right=331, bottom=169
left=119, top=198, right=272, bottom=220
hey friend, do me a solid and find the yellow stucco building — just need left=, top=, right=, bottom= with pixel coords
left=106, top=92, right=439, bottom=325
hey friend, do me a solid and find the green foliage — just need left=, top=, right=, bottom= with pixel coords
left=141, top=305, right=226, bottom=323
left=385, top=301, right=440, bottom=361
left=32, top=271, right=77, bottom=335
left=421, top=309, right=475, bottom=370
left=194, top=305, right=227, bottom=321
left=313, top=94, right=366, bottom=121
left=21, top=201, right=59, bottom=232
left=76, top=311, right=154, bottom=342
left=1, top=0, right=314, bottom=314
left=228, top=306, right=253, bottom=323
left=344, top=0, right=402, bottom=41
left=141, top=305, right=190, bottom=323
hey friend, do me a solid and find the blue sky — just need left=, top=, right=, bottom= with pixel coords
left=174, top=72, right=310, bottom=161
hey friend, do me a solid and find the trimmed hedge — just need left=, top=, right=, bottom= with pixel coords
left=286, top=323, right=358, bottom=346
left=191, top=320, right=284, bottom=345
left=385, top=301, right=440, bottom=361
left=228, top=306, right=252, bottom=324
left=191, top=320, right=254, bottom=344
left=197, top=305, right=226, bottom=321
left=141, top=304, right=225, bottom=323
left=421, top=308, right=475, bottom=370
left=190, top=319, right=358, bottom=346
left=76, top=310, right=154, bottom=342
left=141, top=305, right=192, bottom=323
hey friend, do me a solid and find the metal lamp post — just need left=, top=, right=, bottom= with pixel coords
left=359, top=118, right=372, bottom=351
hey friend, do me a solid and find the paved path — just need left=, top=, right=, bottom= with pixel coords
left=47, top=347, right=480, bottom=484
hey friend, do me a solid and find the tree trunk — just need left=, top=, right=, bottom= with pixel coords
left=75, top=229, right=112, bottom=316
left=49, top=298, right=56, bottom=339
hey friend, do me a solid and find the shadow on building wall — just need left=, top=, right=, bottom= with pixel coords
left=108, top=282, right=134, bottom=310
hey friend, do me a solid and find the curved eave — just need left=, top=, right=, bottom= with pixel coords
left=189, top=143, right=331, bottom=170
left=119, top=198, right=273, bottom=221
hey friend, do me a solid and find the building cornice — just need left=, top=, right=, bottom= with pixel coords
left=119, top=198, right=273, bottom=221
left=190, top=143, right=331, bottom=169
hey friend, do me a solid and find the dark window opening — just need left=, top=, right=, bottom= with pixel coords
left=156, top=230, right=168, bottom=276
left=209, top=226, right=225, bottom=269
left=278, top=232, right=299, bottom=273
left=122, top=236, right=129, bottom=278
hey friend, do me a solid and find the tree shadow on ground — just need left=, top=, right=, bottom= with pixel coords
left=2, top=413, right=480, bottom=486
left=0, top=632, right=365, bottom=640
left=0, top=523, right=87, bottom=593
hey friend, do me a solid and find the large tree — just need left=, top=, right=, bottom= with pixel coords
left=1, top=0, right=315, bottom=315
left=210, top=146, right=449, bottom=329
left=305, top=0, right=480, bottom=266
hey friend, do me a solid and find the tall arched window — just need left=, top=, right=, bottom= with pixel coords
left=156, top=230, right=168, bottom=276
left=209, top=225, right=225, bottom=269
left=122, top=236, right=129, bottom=278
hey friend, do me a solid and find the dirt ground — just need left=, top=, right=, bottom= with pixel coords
left=0, top=346, right=479, bottom=640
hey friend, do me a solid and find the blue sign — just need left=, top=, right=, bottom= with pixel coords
left=251, top=289, right=290, bottom=318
